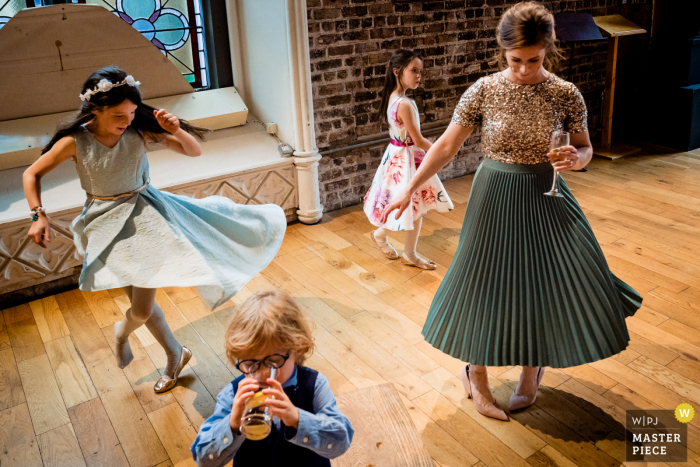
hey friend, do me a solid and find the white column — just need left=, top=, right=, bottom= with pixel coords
left=293, top=151, right=323, bottom=224
left=286, top=0, right=323, bottom=224
left=224, top=0, right=246, bottom=103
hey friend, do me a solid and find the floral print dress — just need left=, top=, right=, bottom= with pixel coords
left=363, top=96, right=453, bottom=231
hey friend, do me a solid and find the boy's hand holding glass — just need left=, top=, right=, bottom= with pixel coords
left=263, top=378, right=300, bottom=429
left=234, top=354, right=290, bottom=440
left=230, top=377, right=261, bottom=431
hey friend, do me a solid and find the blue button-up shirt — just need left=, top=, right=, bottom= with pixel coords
left=191, top=366, right=354, bottom=466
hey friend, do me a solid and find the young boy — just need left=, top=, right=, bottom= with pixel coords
left=191, top=290, right=354, bottom=466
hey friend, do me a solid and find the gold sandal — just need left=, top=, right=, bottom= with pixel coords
left=401, top=254, right=437, bottom=270
left=372, top=231, right=399, bottom=260
left=154, top=346, right=192, bottom=393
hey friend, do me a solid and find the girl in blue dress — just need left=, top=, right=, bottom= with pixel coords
left=23, top=66, right=286, bottom=393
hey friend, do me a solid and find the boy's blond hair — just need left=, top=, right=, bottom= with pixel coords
left=225, top=290, right=315, bottom=366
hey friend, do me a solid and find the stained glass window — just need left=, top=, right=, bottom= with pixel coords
left=0, top=0, right=38, bottom=28
left=0, top=0, right=209, bottom=89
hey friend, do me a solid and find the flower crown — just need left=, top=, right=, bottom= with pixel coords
left=79, top=75, right=140, bottom=102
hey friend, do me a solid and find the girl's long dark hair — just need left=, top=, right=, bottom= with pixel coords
left=43, top=66, right=207, bottom=154
left=377, top=50, right=423, bottom=123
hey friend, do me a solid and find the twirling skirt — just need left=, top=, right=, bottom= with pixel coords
left=363, top=143, right=454, bottom=231
left=422, top=158, right=642, bottom=368
left=72, top=185, right=286, bottom=310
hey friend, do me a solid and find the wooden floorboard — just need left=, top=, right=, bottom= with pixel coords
left=2, top=149, right=700, bottom=466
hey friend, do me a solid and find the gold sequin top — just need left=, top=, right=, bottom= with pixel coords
left=452, top=71, right=588, bottom=165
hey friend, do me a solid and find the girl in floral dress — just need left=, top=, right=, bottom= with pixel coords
left=363, top=50, right=453, bottom=269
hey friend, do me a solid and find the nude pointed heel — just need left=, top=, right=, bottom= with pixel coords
left=508, top=367, right=545, bottom=411
left=461, top=365, right=508, bottom=421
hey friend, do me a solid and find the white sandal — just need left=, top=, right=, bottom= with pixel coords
left=372, top=231, right=399, bottom=260
left=401, top=254, right=437, bottom=270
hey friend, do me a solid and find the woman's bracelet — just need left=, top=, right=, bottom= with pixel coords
left=30, top=206, right=47, bottom=222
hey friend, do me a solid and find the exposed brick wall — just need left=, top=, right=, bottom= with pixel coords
left=308, top=0, right=654, bottom=213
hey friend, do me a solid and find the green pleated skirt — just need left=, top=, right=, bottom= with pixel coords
left=422, top=158, right=642, bottom=368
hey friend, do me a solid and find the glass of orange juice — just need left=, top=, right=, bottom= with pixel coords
left=240, top=368, right=276, bottom=440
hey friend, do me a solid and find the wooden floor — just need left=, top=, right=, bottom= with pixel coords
left=2, top=147, right=700, bottom=467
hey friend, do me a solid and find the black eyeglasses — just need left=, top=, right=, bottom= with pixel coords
left=235, top=353, right=290, bottom=374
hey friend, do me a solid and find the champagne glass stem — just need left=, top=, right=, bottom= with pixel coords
left=550, top=169, right=559, bottom=192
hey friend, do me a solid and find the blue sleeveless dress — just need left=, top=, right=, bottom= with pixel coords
left=70, top=126, right=286, bottom=310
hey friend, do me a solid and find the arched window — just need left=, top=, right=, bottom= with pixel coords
left=0, top=0, right=210, bottom=88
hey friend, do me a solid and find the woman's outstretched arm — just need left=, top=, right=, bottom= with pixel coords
left=380, top=122, right=474, bottom=223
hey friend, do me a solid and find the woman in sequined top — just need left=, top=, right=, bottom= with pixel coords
left=381, top=2, right=641, bottom=422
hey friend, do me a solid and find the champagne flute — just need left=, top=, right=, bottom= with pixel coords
left=544, top=131, right=569, bottom=197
